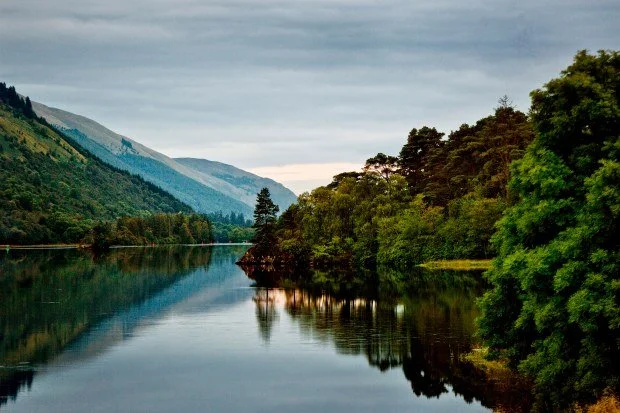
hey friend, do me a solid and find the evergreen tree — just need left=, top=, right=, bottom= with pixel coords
left=24, top=96, right=36, bottom=118
left=252, top=188, right=279, bottom=248
left=398, top=126, right=444, bottom=193
left=363, top=153, right=399, bottom=180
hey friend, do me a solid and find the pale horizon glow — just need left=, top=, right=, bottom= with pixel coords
left=249, top=162, right=362, bottom=195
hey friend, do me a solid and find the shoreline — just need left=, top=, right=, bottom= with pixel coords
left=2, top=242, right=252, bottom=251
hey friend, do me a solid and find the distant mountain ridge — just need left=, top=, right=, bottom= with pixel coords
left=174, top=157, right=295, bottom=211
left=32, top=101, right=297, bottom=217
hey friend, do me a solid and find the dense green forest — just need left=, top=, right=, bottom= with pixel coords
left=207, top=211, right=254, bottom=243
left=88, top=213, right=213, bottom=248
left=241, top=50, right=619, bottom=409
left=240, top=97, right=534, bottom=270
left=0, top=83, right=192, bottom=244
left=478, top=50, right=619, bottom=409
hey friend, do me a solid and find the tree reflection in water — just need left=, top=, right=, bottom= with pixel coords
left=0, top=246, right=218, bottom=407
left=253, top=289, right=279, bottom=343
left=249, top=268, right=533, bottom=412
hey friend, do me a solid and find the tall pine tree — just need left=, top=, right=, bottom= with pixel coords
left=252, top=188, right=279, bottom=249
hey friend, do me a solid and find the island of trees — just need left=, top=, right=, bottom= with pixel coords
left=240, top=50, right=619, bottom=410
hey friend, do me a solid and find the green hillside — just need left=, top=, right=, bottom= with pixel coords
left=33, top=101, right=296, bottom=218
left=58, top=127, right=254, bottom=217
left=0, top=83, right=191, bottom=244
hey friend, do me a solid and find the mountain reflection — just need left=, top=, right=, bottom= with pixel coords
left=250, top=269, right=532, bottom=412
left=0, top=246, right=219, bottom=406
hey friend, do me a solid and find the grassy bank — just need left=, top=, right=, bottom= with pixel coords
left=462, top=346, right=513, bottom=379
left=419, top=259, right=492, bottom=271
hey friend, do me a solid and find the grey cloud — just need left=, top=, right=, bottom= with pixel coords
left=1, top=0, right=618, bottom=191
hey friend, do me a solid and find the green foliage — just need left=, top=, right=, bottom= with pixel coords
left=210, top=222, right=254, bottom=243
left=251, top=188, right=279, bottom=250
left=478, top=50, right=619, bottom=408
left=398, top=126, right=444, bottom=194
left=249, top=99, right=533, bottom=271
left=0, top=82, right=36, bottom=119
left=409, top=105, right=534, bottom=205
left=87, top=213, right=213, bottom=248
left=208, top=210, right=254, bottom=243
left=0, top=84, right=192, bottom=245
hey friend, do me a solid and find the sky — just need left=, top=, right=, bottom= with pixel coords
left=1, top=0, right=618, bottom=194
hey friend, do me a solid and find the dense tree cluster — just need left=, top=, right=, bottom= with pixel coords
left=251, top=188, right=279, bottom=252
left=206, top=211, right=254, bottom=243
left=208, top=211, right=252, bottom=227
left=0, top=82, right=36, bottom=119
left=246, top=101, right=533, bottom=270
left=87, top=213, right=213, bottom=248
left=478, top=50, right=619, bottom=408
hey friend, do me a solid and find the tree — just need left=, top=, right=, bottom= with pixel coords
left=477, top=50, right=619, bottom=409
left=252, top=188, right=279, bottom=248
left=398, top=126, right=444, bottom=193
left=363, top=153, right=399, bottom=180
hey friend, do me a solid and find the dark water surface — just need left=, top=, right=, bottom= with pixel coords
left=0, top=246, right=529, bottom=412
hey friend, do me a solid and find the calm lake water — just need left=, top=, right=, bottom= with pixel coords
left=0, top=246, right=530, bottom=412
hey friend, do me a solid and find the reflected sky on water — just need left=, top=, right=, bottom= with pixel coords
left=0, top=246, right=529, bottom=412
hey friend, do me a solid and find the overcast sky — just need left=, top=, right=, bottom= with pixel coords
left=1, top=0, right=618, bottom=193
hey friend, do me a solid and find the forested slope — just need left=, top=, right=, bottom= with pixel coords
left=0, top=83, right=191, bottom=244
left=33, top=101, right=296, bottom=217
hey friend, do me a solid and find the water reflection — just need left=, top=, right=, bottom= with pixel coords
left=249, top=269, right=532, bottom=412
left=2, top=247, right=532, bottom=412
left=0, top=246, right=225, bottom=406
left=253, top=289, right=280, bottom=344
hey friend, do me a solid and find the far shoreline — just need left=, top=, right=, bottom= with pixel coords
left=2, top=243, right=253, bottom=251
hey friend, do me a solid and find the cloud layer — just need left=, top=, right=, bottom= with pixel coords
left=1, top=0, right=618, bottom=191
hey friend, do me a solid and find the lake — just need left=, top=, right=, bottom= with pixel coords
left=0, top=246, right=530, bottom=412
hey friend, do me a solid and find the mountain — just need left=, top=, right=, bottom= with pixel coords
left=32, top=102, right=298, bottom=217
left=174, top=158, right=296, bottom=213
left=0, top=84, right=191, bottom=244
